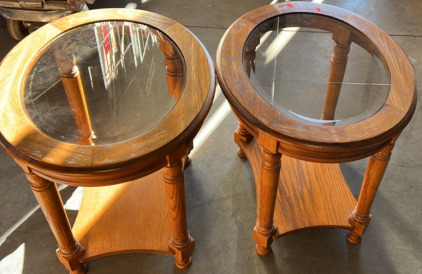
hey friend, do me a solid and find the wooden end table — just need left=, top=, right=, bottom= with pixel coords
left=0, top=9, right=215, bottom=273
left=216, top=2, right=416, bottom=255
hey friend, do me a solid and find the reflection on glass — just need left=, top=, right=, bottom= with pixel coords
left=24, top=21, right=185, bottom=145
left=243, top=14, right=390, bottom=126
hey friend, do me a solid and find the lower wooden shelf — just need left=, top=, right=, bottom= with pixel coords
left=72, top=170, right=172, bottom=262
left=242, top=138, right=357, bottom=237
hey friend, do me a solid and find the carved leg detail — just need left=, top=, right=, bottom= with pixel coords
left=347, top=141, right=395, bottom=244
left=347, top=208, right=372, bottom=244
left=162, top=159, right=195, bottom=269
left=234, top=123, right=253, bottom=158
left=57, top=246, right=86, bottom=274
left=253, top=223, right=278, bottom=256
left=26, top=172, right=86, bottom=273
left=253, top=148, right=281, bottom=255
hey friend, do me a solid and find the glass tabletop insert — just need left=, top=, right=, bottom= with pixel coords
left=243, top=13, right=390, bottom=126
left=24, top=21, right=186, bottom=145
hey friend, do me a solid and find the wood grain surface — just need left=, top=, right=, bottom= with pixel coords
left=72, top=171, right=172, bottom=261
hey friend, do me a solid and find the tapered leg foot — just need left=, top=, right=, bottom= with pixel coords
left=347, top=232, right=362, bottom=245
left=252, top=224, right=277, bottom=256
left=255, top=244, right=271, bottom=256
left=69, top=264, right=87, bottom=274
left=237, top=147, right=246, bottom=158
left=347, top=208, right=371, bottom=244
left=56, top=242, right=86, bottom=274
left=169, top=236, right=195, bottom=269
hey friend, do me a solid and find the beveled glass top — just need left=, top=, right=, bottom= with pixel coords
left=24, top=21, right=186, bottom=145
left=243, top=13, right=390, bottom=126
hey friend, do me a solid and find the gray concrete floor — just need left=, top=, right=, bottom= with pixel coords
left=0, top=0, right=421, bottom=273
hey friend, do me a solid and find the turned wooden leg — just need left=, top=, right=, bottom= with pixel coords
left=26, top=172, right=86, bottom=274
left=347, top=140, right=395, bottom=244
left=234, top=123, right=253, bottom=158
left=162, top=157, right=195, bottom=269
left=253, top=145, right=281, bottom=255
left=321, top=29, right=351, bottom=121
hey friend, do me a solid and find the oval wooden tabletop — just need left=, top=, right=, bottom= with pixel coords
left=216, top=2, right=416, bottom=153
left=0, top=9, right=215, bottom=176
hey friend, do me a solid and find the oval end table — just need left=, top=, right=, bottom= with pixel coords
left=216, top=2, right=416, bottom=255
left=0, top=9, right=215, bottom=273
